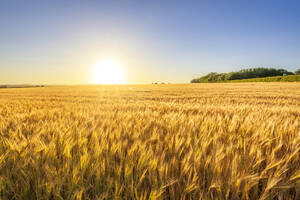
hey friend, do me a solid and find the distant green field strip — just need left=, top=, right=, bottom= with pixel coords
left=229, top=75, right=300, bottom=82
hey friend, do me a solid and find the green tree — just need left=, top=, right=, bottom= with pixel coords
left=191, top=67, right=295, bottom=83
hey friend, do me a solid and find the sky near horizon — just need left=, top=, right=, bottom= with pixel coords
left=0, top=0, right=300, bottom=84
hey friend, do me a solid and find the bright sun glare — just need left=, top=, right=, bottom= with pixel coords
left=91, top=60, right=125, bottom=84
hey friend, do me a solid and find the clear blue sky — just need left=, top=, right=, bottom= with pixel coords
left=0, top=0, right=299, bottom=84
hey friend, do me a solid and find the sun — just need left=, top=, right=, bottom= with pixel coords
left=91, top=60, right=126, bottom=84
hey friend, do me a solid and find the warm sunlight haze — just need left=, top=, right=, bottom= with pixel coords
left=1, top=1, right=300, bottom=199
left=90, top=60, right=126, bottom=85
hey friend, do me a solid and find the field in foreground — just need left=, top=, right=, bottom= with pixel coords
left=0, top=83, right=299, bottom=200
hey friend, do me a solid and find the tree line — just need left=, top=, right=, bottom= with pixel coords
left=191, top=68, right=300, bottom=83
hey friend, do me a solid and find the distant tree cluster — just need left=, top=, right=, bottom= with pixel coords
left=0, top=84, right=45, bottom=89
left=191, top=68, right=296, bottom=83
left=151, top=82, right=169, bottom=84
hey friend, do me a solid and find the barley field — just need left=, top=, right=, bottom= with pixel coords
left=0, top=83, right=299, bottom=200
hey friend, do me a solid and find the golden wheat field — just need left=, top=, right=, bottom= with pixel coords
left=0, top=83, right=299, bottom=200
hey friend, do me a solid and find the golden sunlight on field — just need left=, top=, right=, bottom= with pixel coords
left=0, top=83, right=299, bottom=199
